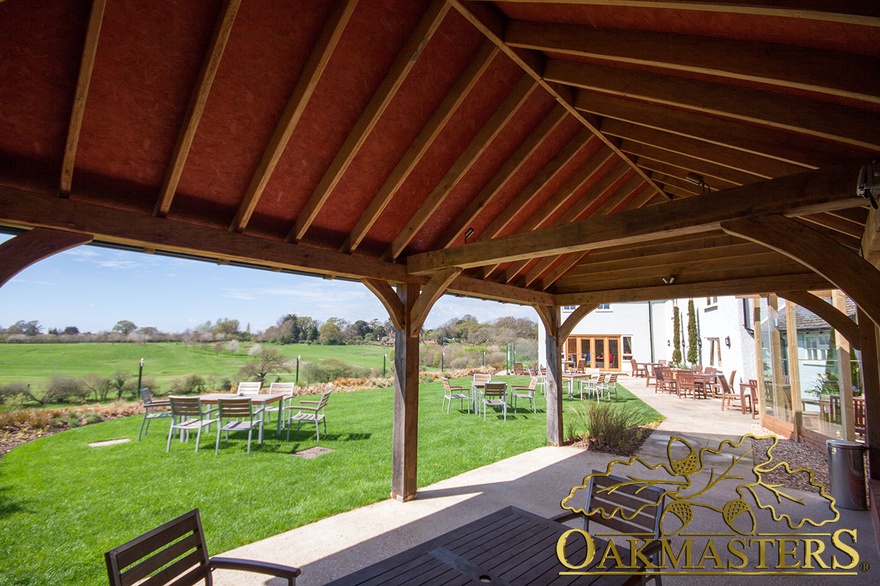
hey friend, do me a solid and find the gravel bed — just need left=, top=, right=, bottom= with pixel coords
left=749, top=424, right=830, bottom=493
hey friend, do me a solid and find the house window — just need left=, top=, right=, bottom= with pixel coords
left=801, top=332, right=830, bottom=361
left=562, top=306, right=576, bottom=312
left=597, top=303, right=611, bottom=311
left=622, top=336, right=632, bottom=360
left=705, top=296, right=718, bottom=310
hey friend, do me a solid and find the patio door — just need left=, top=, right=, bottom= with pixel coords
left=564, top=335, right=623, bottom=371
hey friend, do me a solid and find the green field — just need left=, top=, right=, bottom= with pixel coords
left=0, top=342, right=391, bottom=390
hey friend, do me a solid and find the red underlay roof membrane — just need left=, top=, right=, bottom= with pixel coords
left=0, top=0, right=877, bottom=306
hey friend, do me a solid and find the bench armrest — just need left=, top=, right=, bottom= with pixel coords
left=210, top=556, right=301, bottom=584
left=550, top=511, right=581, bottom=524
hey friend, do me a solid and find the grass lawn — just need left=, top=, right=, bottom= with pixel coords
left=0, top=377, right=662, bottom=585
left=0, top=342, right=391, bottom=390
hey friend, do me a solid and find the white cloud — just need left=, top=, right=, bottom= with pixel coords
left=95, top=259, right=140, bottom=270
left=8, top=278, right=56, bottom=286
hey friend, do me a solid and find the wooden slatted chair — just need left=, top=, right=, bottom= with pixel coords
left=597, top=372, right=619, bottom=402
left=472, top=373, right=492, bottom=414
left=631, top=359, right=647, bottom=377
left=265, top=382, right=296, bottom=435
left=441, top=377, right=470, bottom=413
left=236, top=381, right=262, bottom=395
left=645, top=363, right=657, bottom=388
left=482, top=382, right=507, bottom=421
left=578, top=372, right=604, bottom=401
left=535, top=367, right=546, bottom=395
left=555, top=471, right=665, bottom=585
left=286, top=390, right=332, bottom=440
left=166, top=396, right=218, bottom=453
left=718, top=375, right=741, bottom=412
left=105, top=508, right=300, bottom=586
left=138, top=387, right=170, bottom=441
left=654, top=366, right=672, bottom=393
left=675, top=370, right=696, bottom=399
left=510, top=376, right=537, bottom=413
left=854, top=396, right=866, bottom=438
left=743, top=379, right=759, bottom=418
left=214, top=397, right=265, bottom=455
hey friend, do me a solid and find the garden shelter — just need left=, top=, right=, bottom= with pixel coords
left=1, top=0, right=879, bottom=527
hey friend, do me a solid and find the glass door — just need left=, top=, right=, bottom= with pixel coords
left=608, top=338, right=620, bottom=370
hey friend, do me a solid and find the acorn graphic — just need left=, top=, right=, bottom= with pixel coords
left=660, top=500, right=693, bottom=535
left=668, top=439, right=701, bottom=476
left=721, top=498, right=756, bottom=535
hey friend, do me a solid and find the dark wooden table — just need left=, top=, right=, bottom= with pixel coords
left=325, top=506, right=636, bottom=585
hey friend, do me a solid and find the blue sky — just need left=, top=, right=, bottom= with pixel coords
left=0, top=234, right=536, bottom=334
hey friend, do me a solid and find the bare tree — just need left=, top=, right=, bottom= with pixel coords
left=236, top=348, right=292, bottom=385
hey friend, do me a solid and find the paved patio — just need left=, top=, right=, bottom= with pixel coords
left=214, top=376, right=878, bottom=585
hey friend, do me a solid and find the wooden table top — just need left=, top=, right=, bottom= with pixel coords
left=325, top=506, right=634, bottom=586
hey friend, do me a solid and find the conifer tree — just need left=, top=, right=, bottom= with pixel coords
left=687, top=299, right=699, bottom=365
left=672, top=305, right=682, bottom=364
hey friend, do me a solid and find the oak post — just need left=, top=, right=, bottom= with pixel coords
left=391, top=282, right=421, bottom=501
left=832, top=290, right=855, bottom=441
left=857, top=308, right=880, bottom=481
left=536, top=305, right=562, bottom=445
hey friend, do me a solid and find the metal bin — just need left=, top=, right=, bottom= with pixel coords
left=826, top=439, right=868, bottom=510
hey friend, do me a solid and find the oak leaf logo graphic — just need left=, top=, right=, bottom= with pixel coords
left=560, top=434, right=839, bottom=536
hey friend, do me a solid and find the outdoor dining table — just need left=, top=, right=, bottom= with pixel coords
left=198, top=392, right=290, bottom=435
left=324, top=505, right=638, bottom=585
left=563, top=371, right=594, bottom=399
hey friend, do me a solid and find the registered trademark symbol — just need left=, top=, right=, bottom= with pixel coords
left=860, top=562, right=870, bottom=572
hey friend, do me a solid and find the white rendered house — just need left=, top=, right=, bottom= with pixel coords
left=537, top=296, right=758, bottom=387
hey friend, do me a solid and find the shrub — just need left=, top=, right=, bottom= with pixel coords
left=302, top=359, right=369, bottom=384
left=167, top=374, right=207, bottom=395
left=0, top=382, right=35, bottom=407
left=42, top=374, right=89, bottom=404
left=84, top=411, right=104, bottom=425
left=568, top=401, right=646, bottom=455
left=81, top=374, right=113, bottom=401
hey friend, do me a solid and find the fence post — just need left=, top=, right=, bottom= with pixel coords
left=296, top=355, right=300, bottom=386
left=383, top=353, right=387, bottom=378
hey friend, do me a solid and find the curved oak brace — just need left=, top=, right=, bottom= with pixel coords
left=0, top=228, right=92, bottom=287
left=721, top=215, right=880, bottom=327
left=363, top=279, right=404, bottom=331
left=533, top=304, right=558, bottom=335
left=410, top=268, right=461, bottom=336
left=559, top=304, right=598, bottom=343
left=778, top=290, right=860, bottom=351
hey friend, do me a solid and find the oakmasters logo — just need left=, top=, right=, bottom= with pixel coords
left=556, top=434, right=867, bottom=578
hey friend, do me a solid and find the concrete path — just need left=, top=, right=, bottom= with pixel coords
left=214, top=376, right=878, bottom=585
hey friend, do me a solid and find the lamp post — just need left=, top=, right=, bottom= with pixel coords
left=137, top=358, right=144, bottom=394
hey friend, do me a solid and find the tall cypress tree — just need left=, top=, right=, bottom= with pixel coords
left=672, top=305, right=682, bottom=364
left=687, top=299, right=699, bottom=365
